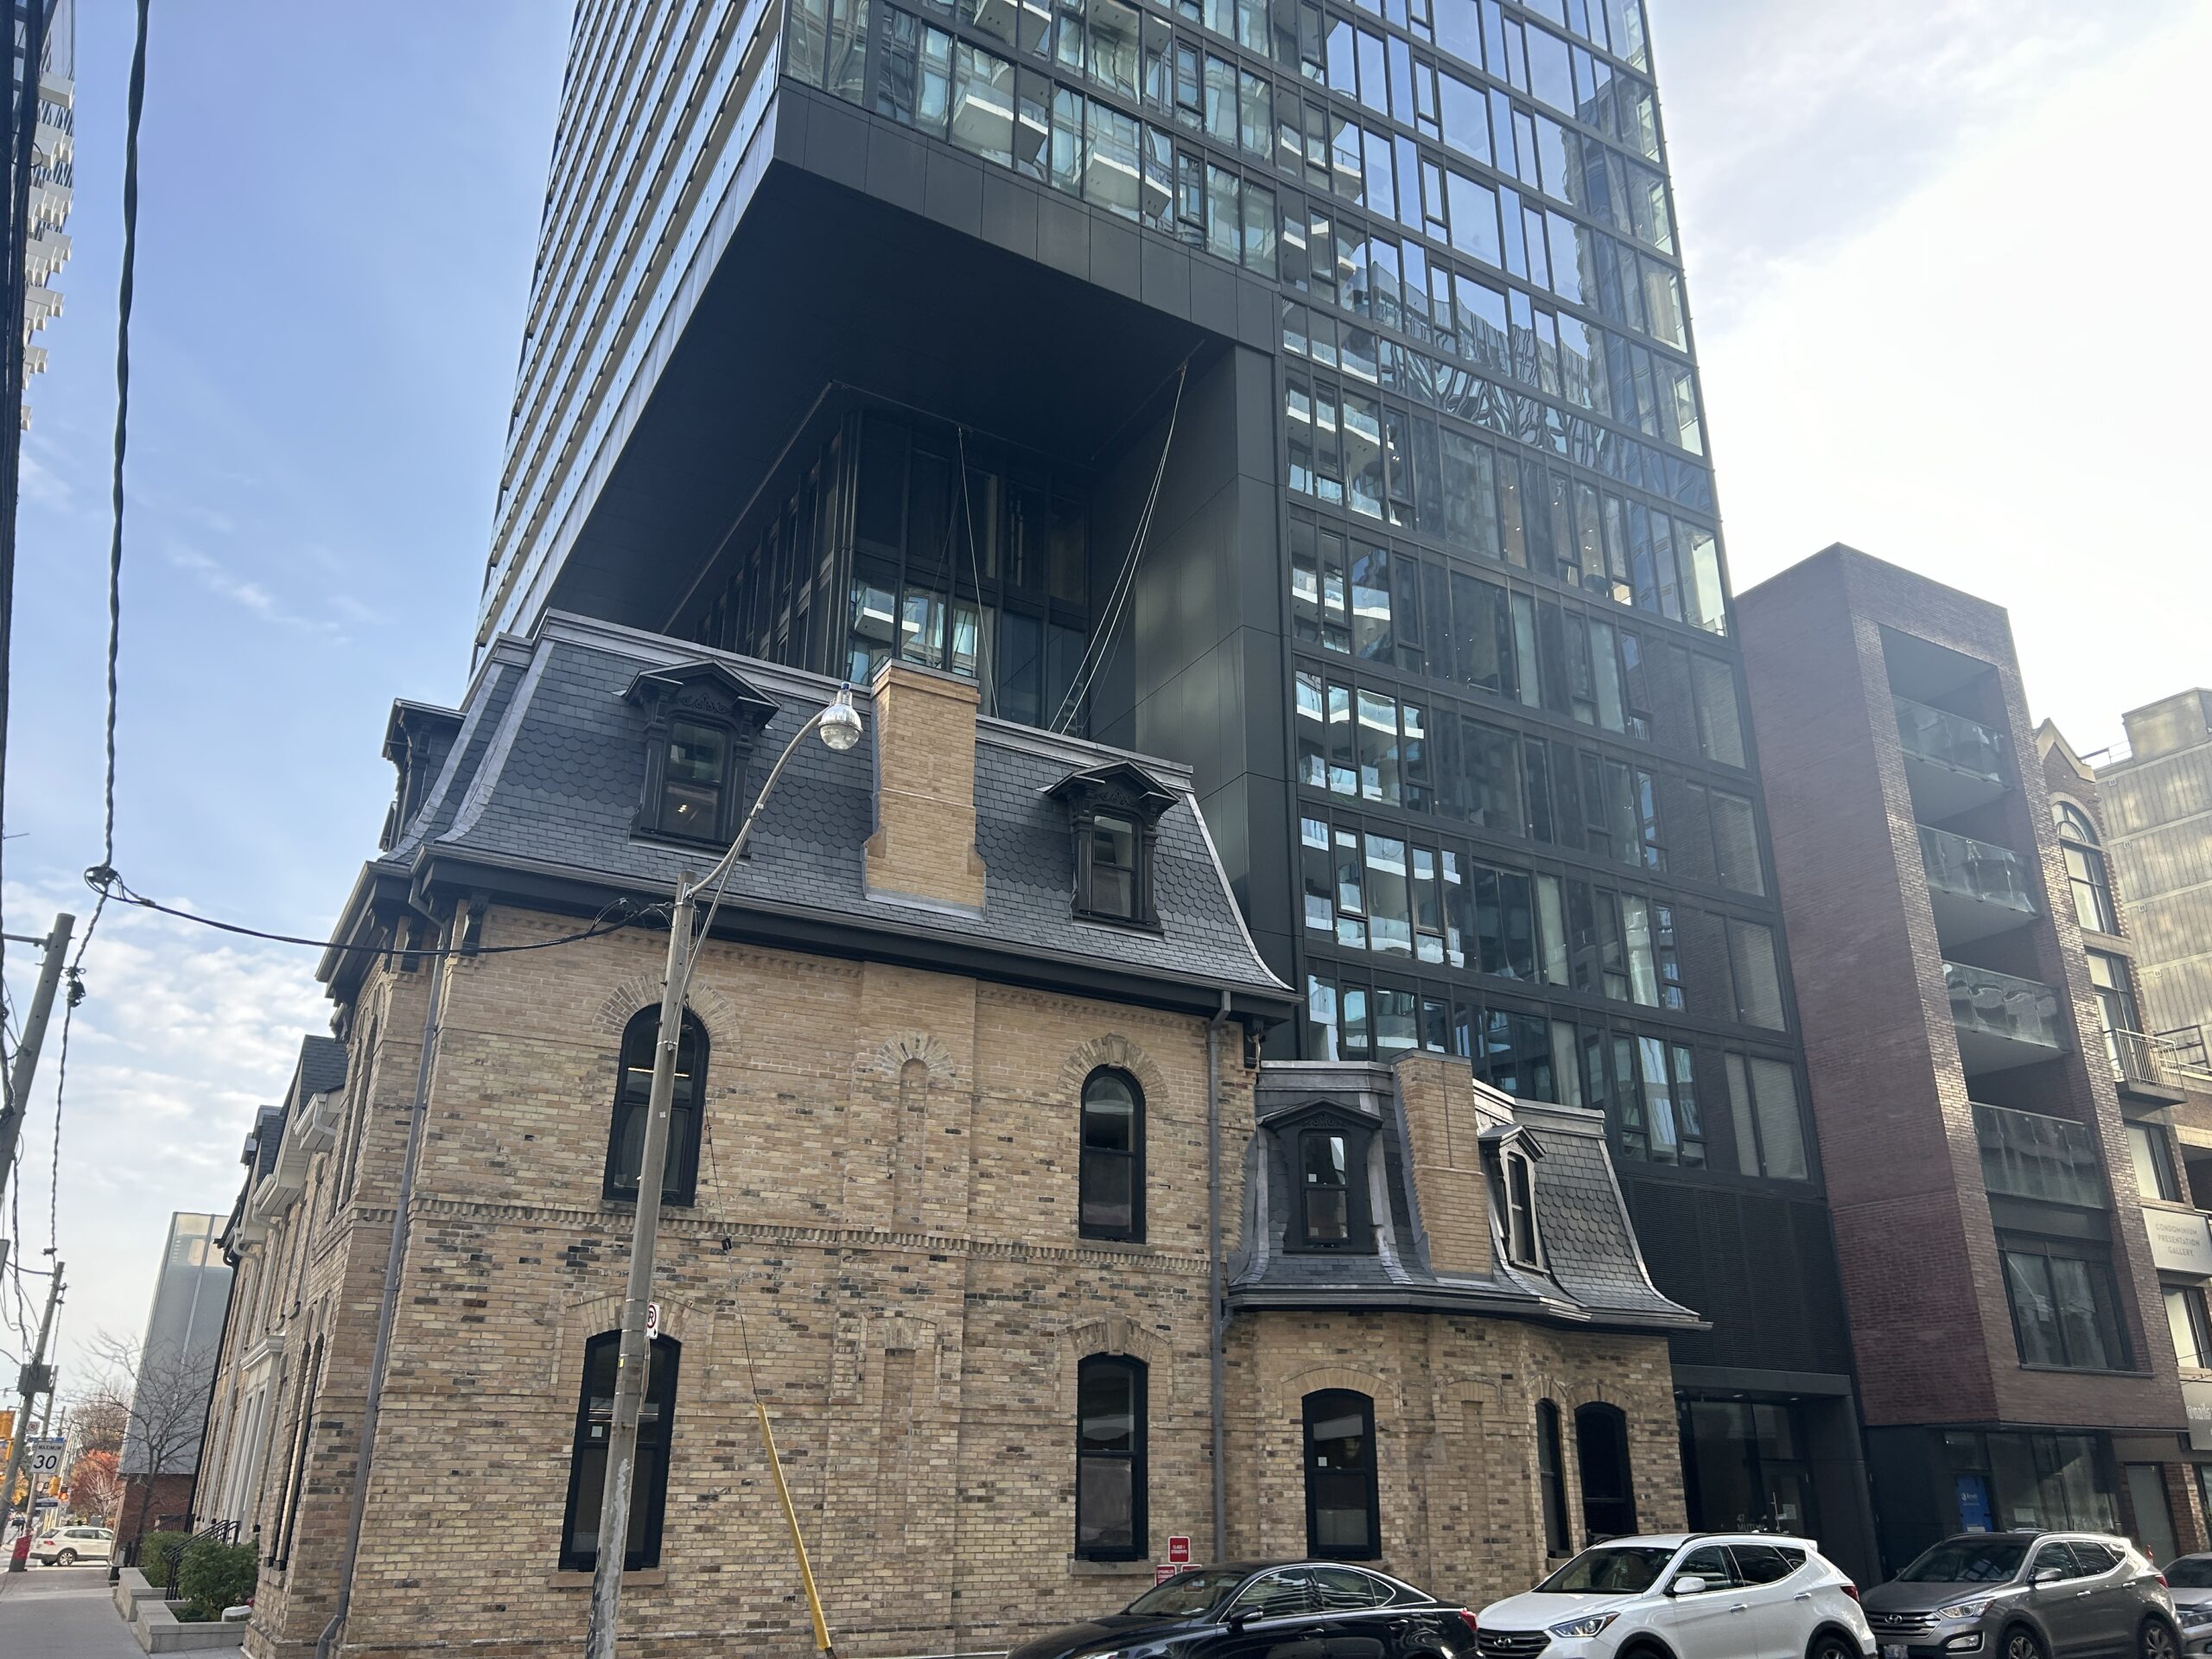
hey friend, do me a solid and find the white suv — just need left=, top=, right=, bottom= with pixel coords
left=1477, top=1533, right=1875, bottom=1659
left=31, top=1525, right=115, bottom=1566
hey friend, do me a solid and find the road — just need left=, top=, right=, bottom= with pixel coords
left=0, top=1562, right=147, bottom=1657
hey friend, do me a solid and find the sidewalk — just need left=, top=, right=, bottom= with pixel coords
left=0, top=1562, right=146, bottom=1657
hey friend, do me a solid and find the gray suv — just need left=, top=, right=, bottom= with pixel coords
left=1863, top=1533, right=2178, bottom=1659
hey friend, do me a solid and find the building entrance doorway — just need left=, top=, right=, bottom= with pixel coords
left=1680, top=1396, right=1821, bottom=1538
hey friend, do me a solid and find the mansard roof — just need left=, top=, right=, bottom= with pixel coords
left=1231, top=1059, right=1702, bottom=1333
left=326, top=611, right=1294, bottom=1020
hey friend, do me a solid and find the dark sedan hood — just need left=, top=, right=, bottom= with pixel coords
left=1008, top=1613, right=1194, bottom=1659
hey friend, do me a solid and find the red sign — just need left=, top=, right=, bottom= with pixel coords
left=1167, top=1535, right=1191, bottom=1565
left=1155, top=1564, right=1179, bottom=1585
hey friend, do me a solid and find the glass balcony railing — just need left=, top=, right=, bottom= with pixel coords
left=1895, top=696, right=2010, bottom=783
left=1919, top=825, right=2037, bottom=913
left=1974, top=1102, right=2107, bottom=1208
left=1946, top=960, right=2067, bottom=1052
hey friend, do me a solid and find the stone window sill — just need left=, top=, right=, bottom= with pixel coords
left=1069, top=1557, right=1154, bottom=1577
left=546, top=1569, right=666, bottom=1589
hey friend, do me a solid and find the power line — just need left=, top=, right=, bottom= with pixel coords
left=82, top=865, right=669, bottom=957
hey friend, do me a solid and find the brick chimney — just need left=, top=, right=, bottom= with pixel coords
left=1392, top=1051, right=1503, bottom=1277
left=862, top=660, right=988, bottom=914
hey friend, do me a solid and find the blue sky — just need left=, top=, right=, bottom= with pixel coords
left=3, top=1, right=2206, bottom=1377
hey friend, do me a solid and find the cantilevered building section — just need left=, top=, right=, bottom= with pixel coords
left=480, top=0, right=1874, bottom=1574
left=2099, top=691, right=2212, bottom=1064
left=11, top=0, right=72, bottom=427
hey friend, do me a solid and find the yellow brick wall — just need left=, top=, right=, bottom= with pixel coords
left=227, top=909, right=1680, bottom=1659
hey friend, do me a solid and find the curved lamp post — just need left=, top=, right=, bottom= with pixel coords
left=586, top=685, right=861, bottom=1659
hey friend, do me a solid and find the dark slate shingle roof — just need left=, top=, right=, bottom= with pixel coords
left=1230, top=1059, right=1700, bottom=1332
left=363, top=612, right=1289, bottom=1004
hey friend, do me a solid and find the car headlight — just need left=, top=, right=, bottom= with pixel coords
left=1936, top=1600, right=1997, bottom=1622
left=2178, top=1607, right=2212, bottom=1629
left=1549, top=1612, right=1620, bottom=1639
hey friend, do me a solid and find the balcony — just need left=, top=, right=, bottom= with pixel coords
left=1946, top=960, right=2068, bottom=1073
left=1919, top=824, right=2037, bottom=944
left=1895, top=696, right=2010, bottom=820
left=1974, top=1103, right=2106, bottom=1208
left=2106, top=1028, right=2192, bottom=1105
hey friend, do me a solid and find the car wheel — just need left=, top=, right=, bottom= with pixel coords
left=2003, top=1626, right=2047, bottom=1659
left=2143, top=1619, right=2181, bottom=1659
left=55, top=1549, right=75, bottom=1566
left=1809, top=1632, right=1857, bottom=1659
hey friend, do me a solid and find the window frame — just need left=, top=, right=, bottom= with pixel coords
left=1078, top=1068, right=1146, bottom=1242
left=1075, top=1353, right=1148, bottom=1561
left=1999, top=1234, right=2132, bottom=1374
left=1292, top=1121, right=1375, bottom=1253
left=625, top=664, right=779, bottom=853
left=602, top=1007, right=709, bottom=1207
left=558, top=1331, right=681, bottom=1573
left=2128, top=1121, right=2181, bottom=1205
left=1535, top=1398, right=1570, bottom=1554
left=1303, top=1388, right=1381, bottom=1560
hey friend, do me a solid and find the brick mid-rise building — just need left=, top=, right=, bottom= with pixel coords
left=189, top=612, right=1700, bottom=1657
left=1738, top=544, right=2204, bottom=1573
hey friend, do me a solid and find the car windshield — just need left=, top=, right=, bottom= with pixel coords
left=1536, top=1546, right=1678, bottom=1594
left=1124, top=1568, right=1248, bottom=1618
left=2166, top=1560, right=2212, bottom=1589
left=1898, top=1541, right=2029, bottom=1583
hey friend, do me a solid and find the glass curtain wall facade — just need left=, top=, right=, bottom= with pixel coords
left=487, top=0, right=1872, bottom=1580
left=774, top=0, right=1865, bottom=1571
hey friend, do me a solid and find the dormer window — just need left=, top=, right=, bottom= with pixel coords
left=1485, top=1132, right=1544, bottom=1270
left=625, top=662, right=779, bottom=849
left=1046, top=761, right=1178, bottom=929
left=1085, top=813, right=1140, bottom=920
left=1294, top=1123, right=1373, bottom=1252
left=659, top=720, right=730, bottom=839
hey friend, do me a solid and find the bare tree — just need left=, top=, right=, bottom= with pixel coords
left=83, top=1330, right=214, bottom=1550
left=68, top=1450, right=123, bottom=1522
left=61, top=1379, right=130, bottom=1458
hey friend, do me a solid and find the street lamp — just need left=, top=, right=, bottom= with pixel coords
left=585, top=687, right=861, bottom=1659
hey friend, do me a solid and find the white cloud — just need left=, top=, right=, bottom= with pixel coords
left=1688, top=2, right=2212, bottom=755
left=1, top=877, right=331, bottom=1373
left=165, top=542, right=354, bottom=640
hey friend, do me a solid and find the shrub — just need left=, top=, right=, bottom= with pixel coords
left=175, top=1538, right=257, bottom=1623
left=139, top=1531, right=191, bottom=1591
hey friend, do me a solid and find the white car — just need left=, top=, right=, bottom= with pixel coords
left=1478, top=1533, right=1875, bottom=1659
left=31, top=1525, right=115, bottom=1566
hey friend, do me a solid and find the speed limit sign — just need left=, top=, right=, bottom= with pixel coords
left=26, top=1439, right=63, bottom=1478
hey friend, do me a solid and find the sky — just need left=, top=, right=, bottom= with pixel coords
left=1, top=2, right=2206, bottom=1384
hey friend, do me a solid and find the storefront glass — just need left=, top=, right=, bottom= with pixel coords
left=1680, top=1397, right=1819, bottom=1537
left=1942, top=1429, right=2119, bottom=1534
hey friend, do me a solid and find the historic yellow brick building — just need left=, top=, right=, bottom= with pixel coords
left=193, top=613, right=1696, bottom=1658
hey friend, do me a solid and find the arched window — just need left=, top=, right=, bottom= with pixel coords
left=1303, top=1389, right=1379, bottom=1559
left=559, top=1332, right=680, bottom=1571
left=1076, top=1355, right=1147, bottom=1560
left=1535, top=1400, right=1570, bottom=1554
left=603, top=1009, right=706, bottom=1205
left=2054, top=802, right=2118, bottom=935
left=1079, top=1070, right=1143, bottom=1241
left=272, top=1333, right=325, bottom=1567
left=1574, top=1402, right=1637, bottom=1541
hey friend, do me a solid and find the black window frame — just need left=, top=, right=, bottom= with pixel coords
left=1303, top=1388, right=1381, bottom=1560
left=1497, top=1143, right=1541, bottom=1268
left=624, top=664, right=779, bottom=853
left=1049, top=762, right=1177, bottom=930
left=1076, top=1353, right=1148, bottom=1561
left=1079, top=1067, right=1146, bottom=1242
left=1293, top=1122, right=1374, bottom=1253
left=558, top=1331, right=681, bottom=1573
left=603, top=1007, right=708, bottom=1207
left=1536, top=1398, right=1570, bottom=1554
left=1999, top=1233, right=2133, bottom=1373
left=1573, top=1401, right=1637, bottom=1541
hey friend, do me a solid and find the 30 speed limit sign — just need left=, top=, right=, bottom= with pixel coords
left=26, top=1439, right=63, bottom=1478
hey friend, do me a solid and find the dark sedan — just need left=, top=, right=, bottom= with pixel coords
left=1008, top=1560, right=1479, bottom=1659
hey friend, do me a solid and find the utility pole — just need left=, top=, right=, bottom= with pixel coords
left=583, top=690, right=858, bottom=1659
left=2, top=1259, right=60, bottom=1566
left=0, top=912, right=76, bottom=1247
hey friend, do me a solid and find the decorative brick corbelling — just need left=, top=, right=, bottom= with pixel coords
left=1058, top=1033, right=1170, bottom=1106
